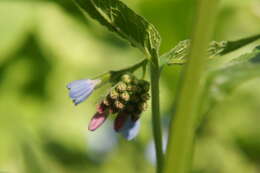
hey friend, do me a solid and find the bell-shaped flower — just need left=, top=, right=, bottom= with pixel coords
left=115, top=114, right=140, bottom=140
left=67, top=79, right=101, bottom=105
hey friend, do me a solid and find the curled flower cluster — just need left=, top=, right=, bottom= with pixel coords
left=88, top=74, right=150, bottom=140
left=67, top=73, right=150, bottom=140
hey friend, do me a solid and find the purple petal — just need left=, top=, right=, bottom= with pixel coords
left=73, top=89, right=93, bottom=105
left=69, top=84, right=92, bottom=98
left=119, top=116, right=140, bottom=140
left=67, top=79, right=100, bottom=105
left=88, top=112, right=108, bottom=131
left=67, top=79, right=90, bottom=89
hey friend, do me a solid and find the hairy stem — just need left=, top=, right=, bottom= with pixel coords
left=163, top=0, right=219, bottom=173
left=111, top=58, right=148, bottom=74
left=96, top=58, right=148, bottom=84
left=150, top=52, right=164, bottom=173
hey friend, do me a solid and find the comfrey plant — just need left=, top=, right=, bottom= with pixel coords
left=67, top=0, right=260, bottom=173
left=67, top=73, right=149, bottom=140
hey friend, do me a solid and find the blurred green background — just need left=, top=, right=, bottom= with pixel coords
left=0, top=0, right=260, bottom=172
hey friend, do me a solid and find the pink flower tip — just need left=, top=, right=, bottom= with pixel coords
left=88, top=112, right=108, bottom=131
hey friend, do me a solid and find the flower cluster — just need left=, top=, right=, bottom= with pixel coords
left=67, top=73, right=150, bottom=140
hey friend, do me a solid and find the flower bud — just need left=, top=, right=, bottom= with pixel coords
left=109, top=90, right=119, bottom=99
left=121, top=74, right=133, bottom=83
left=102, top=97, right=110, bottom=106
left=88, top=111, right=108, bottom=131
left=116, top=82, right=127, bottom=92
left=126, top=85, right=133, bottom=92
left=114, top=100, right=125, bottom=110
left=120, top=92, right=130, bottom=101
left=69, top=72, right=150, bottom=140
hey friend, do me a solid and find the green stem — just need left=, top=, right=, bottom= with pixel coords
left=95, top=58, right=148, bottom=84
left=163, top=1, right=219, bottom=173
left=109, top=58, right=148, bottom=81
left=111, top=58, right=148, bottom=74
left=150, top=52, right=164, bottom=173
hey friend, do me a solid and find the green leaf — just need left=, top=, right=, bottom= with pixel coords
left=199, top=46, right=260, bottom=119
left=159, top=39, right=190, bottom=66
left=217, top=34, right=260, bottom=55
left=73, top=0, right=161, bottom=57
left=161, top=34, right=260, bottom=66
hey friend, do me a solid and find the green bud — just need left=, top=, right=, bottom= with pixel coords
left=126, top=85, right=132, bottom=91
left=102, top=98, right=110, bottom=106
left=116, top=82, right=127, bottom=92
left=120, top=92, right=130, bottom=101
left=127, top=84, right=139, bottom=93
left=114, top=100, right=124, bottom=109
left=105, top=75, right=150, bottom=116
left=109, top=90, right=119, bottom=99
left=121, top=74, right=133, bottom=83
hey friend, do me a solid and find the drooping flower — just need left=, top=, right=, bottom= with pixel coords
left=119, top=117, right=140, bottom=140
left=114, top=113, right=141, bottom=140
left=87, top=74, right=149, bottom=140
left=67, top=79, right=101, bottom=105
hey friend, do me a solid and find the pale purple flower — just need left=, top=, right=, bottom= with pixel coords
left=67, top=79, right=101, bottom=105
left=118, top=116, right=140, bottom=140
left=114, top=112, right=141, bottom=140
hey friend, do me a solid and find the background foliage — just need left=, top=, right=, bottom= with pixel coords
left=0, top=0, right=260, bottom=172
